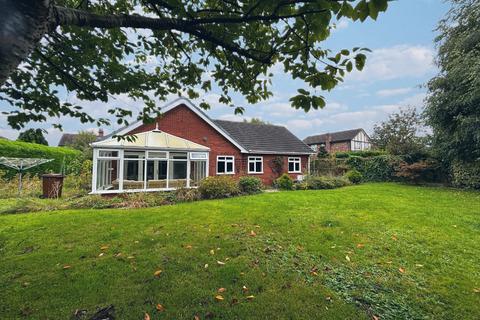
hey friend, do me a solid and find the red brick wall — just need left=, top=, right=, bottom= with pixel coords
left=329, top=141, right=351, bottom=153
left=128, top=104, right=309, bottom=185
left=241, top=154, right=309, bottom=185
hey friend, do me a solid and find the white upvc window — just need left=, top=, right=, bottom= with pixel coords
left=217, top=156, right=235, bottom=174
left=288, top=157, right=301, bottom=173
left=248, top=156, right=263, bottom=174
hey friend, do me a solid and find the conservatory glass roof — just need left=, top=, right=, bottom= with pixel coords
left=92, top=129, right=210, bottom=151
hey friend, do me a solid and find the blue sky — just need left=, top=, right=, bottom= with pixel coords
left=0, top=0, right=450, bottom=145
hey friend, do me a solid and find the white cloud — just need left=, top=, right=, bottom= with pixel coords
left=334, top=19, right=349, bottom=30
left=376, top=87, right=413, bottom=97
left=348, top=45, right=435, bottom=82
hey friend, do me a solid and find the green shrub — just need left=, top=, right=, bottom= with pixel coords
left=344, top=169, right=363, bottom=184
left=346, top=155, right=402, bottom=182
left=395, top=160, right=441, bottom=184
left=173, top=188, right=202, bottom=202
left=238, top=176, right=263, bottom=194
left=275, top=173, right=293, bottom=190
left=0, top=139, right=82, bottom=178
left=198, top=176, right=240, bottom=199
left=335, top=150, right=387, bottom=158
left=451, top=161, right=480, bottom=189
left=68, top=195, right=124, bottom=209
left=304, top=176, right=351, bottom=190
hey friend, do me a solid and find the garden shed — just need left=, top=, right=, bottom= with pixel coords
left=91, top=127, right=209, bottom=194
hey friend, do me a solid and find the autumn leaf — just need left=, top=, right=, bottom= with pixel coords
left=215, top=295, right=224, bottom=301
left=63, top=265, right=71, bottom=269
left=372, top=315, right=380, bottom=320
left=216, top=261, right=225, bottom=266
left=194, top=315, right=200, bottom=320
left=415, top=264, right=424, bottom=267
left=356, top=243, right=365, bottom=248
left=144, top=313, right=150, bottom=320
left=242, top=285, right=249, bottom=293
left=345, top=255, right=351, bottom=262
left=245, top=295, right=255, bottom=300
left=204, top=264, right=209, bottom=269
left=473, top=288, right=480, bottom=293
left=100, top=245, right=109, bottom=250
left=98, top=253, right=104, bottom=257
left=156, top=304, right=165, bottom=312
left=210, top=249, right=215, bottom=255
left=217, top=287, right=226, bottom=293
left=398, top=267, right=406, bottom=274
left=185, top=245, right=193, bottom=250
left=249, top=230, right=257, bottom=237
left=154, top=270, right=162, bottom=277
left=391, top=235, right=398, bottom=241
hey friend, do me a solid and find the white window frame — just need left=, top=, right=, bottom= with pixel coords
left=216, top=155, right=235, bottom=175
left=288, top=157, right=302, bottom=173
left=247, top=156, right=263, bottom=174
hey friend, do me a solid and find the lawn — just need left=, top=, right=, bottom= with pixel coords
left=0, top=183, right=479, bottom=319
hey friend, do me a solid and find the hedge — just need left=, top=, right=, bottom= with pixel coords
left=0, top=139, right=82, bottom=178
left=346, top=155, right=402, bottom=182
left=335, top=150, right=387, bottom=159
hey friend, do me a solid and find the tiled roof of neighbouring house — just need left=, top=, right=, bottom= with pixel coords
left=303, top=128, right=364, bottom=145
left=58, top=133, right=78, bottom=146
left=214, top=120, right=314, bottom=154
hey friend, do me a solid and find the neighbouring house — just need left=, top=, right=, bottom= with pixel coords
left=303, top=128, right=371, bottom=154
left=90, top=98, right=315, bottom=194
left=58, top=129, right=104, bottom=146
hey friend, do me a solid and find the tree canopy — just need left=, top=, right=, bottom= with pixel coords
left=17, top=128, right=49, bottom=145
left=425, top=0, right=480, bottom=164
left=0, top=0, right=388, bottom=131
left=371, top=107, right=427, bottom=159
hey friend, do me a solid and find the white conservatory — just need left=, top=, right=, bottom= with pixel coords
left=91, top=128, right=209, bottom=194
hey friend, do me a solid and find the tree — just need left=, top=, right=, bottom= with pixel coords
left=17, top=128, right=49, bottom=145
left=424, top=0, right=480, bottom=164
left=0, top=0, right=388, bottom=132
left=67, top=130, right=97, bottom=159
left=244, top=117, right=270, bottom=125
left=371, top=107, right=427, bottom=159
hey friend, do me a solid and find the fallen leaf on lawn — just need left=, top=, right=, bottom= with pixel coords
left=217, top=287, right=226, bottom=293
left=386, top=261, right=393, bottom=264
left=356, top=243, right=365, bottom=248
left=204, top=264, right=209, bottom=269
left=144, top=312, right=150, bottom=320
left=63, top=265, right=71, bottom=269
left=325, top=296, right=332, bottom=302
left=245, top=295, right=255, bottom=301
left=210, top=249, right=215, bottom=255
left=114, top=253, right=122, bottom=257
left=154, top=270, right=162, bottom=277
left=391, top=235, right=398, bottom=241
left=310, top=267, right=319, bottom=276
left=473, top=288, right=480, bottom=293
left=399, top=267, right=406, bottom=274
left=249, top=230, right=256, bottom=237
left=156, top=304, right=165, bottom=312
left=242, top=285, right=249, bottom=293
left=100, top=245, right=109, bottom=250
left=217, top=261, right=225, bottom=265
left=215, top=295, right=224, bottom=301
left=345, top=255, right=351, bottom=262
left=194, top=315, right=200, bottom=320
left=415, top=264, right=424, bottom=267
left=185, top=245, right=192, bottom=250
left=372, top=315, right=380, bottom=320
left=98, top=253, right=104, bottom=257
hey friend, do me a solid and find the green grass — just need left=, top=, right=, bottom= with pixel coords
left=0, top=183, right=479, bottom=319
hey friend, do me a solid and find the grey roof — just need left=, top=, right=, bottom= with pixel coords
left=303, top=128, right=365, bottom=145
left=58, top=133, right=78, bottom=146
left=214, top=120, right=314, bottom=154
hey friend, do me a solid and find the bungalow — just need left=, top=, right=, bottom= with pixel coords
left=303, top=128, right=371, bottom=154
left=91, top=98, right=315, bottom=194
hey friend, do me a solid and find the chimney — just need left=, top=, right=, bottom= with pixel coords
left=98, top=128, right=104, bottom=137
left=325, top=133, right=332, bottom=152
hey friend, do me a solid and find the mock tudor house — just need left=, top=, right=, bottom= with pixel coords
left=90, top=98, right=315, bottom=194
left=303, top=128, right=371, bottom=154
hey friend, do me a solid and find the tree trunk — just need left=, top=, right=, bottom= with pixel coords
left=0, top=0, right=52, bottom=85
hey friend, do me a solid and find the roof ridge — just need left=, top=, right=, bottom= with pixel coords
left=214, top=119, right=286, bottom=129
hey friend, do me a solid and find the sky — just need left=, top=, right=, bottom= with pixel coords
left=0, top=0, right=450, bottom=146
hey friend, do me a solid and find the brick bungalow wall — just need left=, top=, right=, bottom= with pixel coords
left=128, top=104, right=308, bottom=185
